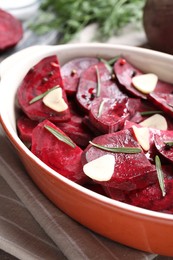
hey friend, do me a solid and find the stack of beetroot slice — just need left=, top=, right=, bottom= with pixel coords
left=0, top=9, right=23, bottom=51
left=16, top=53, right=173, bottom=214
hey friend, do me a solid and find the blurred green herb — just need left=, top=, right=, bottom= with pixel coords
left=31, top=0, right=145, bottom=43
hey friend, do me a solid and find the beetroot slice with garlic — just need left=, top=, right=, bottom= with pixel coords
left=123, top=120, right=169, bottom=163
left=114, top=58, right=146, bottom=99
left=31, top=119, right=87, bottom=184
left=114, top=58, right=173, bottom=100
left=154, top=131, right=173, bottom=163
left=89, top=97, right=141, bottom=134
left=17, top=55, right=70, bottom=122
left=148, top=92, right=173, bottom=118
left=61, top=57, right=99, bottom=95
left=76, top=61, right=125, bottom=114
left=0, top=9, right=23, bottom=51
left=82, top=128, right=157, bottom=191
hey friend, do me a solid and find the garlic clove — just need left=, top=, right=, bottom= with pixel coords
left=43, top=87, right=68, bottom=112
left=83, top=154, right=115, bottom=181
left=132, top=125, right=150, bottom=151
left=140, top=114, right=167, bottom=130
left=132, top=73, right=158, bottom=94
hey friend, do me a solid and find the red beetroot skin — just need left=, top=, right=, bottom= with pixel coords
left=17, top=55, right=70, bottom=122
left=154, top=131, right=173, bottom=163
left=55, top=113, right=94, bottom=148
left=148, top=93, right=173, bottom=118
left=89, top=97, right=141, bottom=134
left=82, top=128, right=157, bottom=191
left=55, top=100, right=94, bottom=147
left=17, top=115, right=38, bottom=143
left=76, top=61, right=125, bottom=114
left=31, top=120, right=87, bottom=184
left=61, top=57, right=99, bottom=95
left=103, top=186, right=128, bottom=202
left=0, top=9, right=23, bottom=51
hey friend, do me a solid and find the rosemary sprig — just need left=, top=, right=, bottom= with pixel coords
left=107, top=56, right=120, bottom=66
left=89, top=141, right=142, bottom=153
left=140, top=110, right=163, bottom=116
left=29, top=85, right=59, bottom=104
left=155, top=155, right=166, bottom=197
left=95, top=66, right=101, bottom=97
left=99, top=56, right=119, bottom=72
left=44, top=125, right=76, bottom=148
left=97, top=99, right=106, bottom=118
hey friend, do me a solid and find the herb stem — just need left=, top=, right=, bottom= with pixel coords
left=164, top=141, right=173, bottom=148
left=44, top=125, right=76, bottom=148
left=140, top=110, right=163, bottom=116
left=29, top=85, right=59, bottom=104
left=89, top=141, right=142, bottom=153
left=95, top=66, right=101, bottom=97
left=155, top=155, right=166, bottom=197
left=97, top=99, right=106, bottom=118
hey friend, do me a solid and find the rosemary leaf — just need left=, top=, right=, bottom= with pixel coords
left=99, top=58, right=112, bottom=72
left=95, top=66, right=101, bottom=97
left=140, top=110, right=163, bottom=116
left=155, top=155, right=166, bottom=197
left=44, top=125, right=76, bottom=148
left=89, top=141, right=142, bottom=153
left=99, top=56, right=119, bottom=72
left=97, top=99, right=106, bottom=118
left=29, top=85, right=59, bottom=104
left=164, top=141, right=173, bottom=148
left=107, top=56, right=120, bottom=66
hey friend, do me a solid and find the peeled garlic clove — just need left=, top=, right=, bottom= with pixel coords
left=140, top=114, right=167, bottom=130
left=132, top=73, right=158, bottom=94
left=132, top=125, right=150, bottom=151
left=43, top=87, right=68, bottom=112
left=83, top=154, right=115, bottom=181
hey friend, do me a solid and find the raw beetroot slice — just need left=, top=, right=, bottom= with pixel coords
left=82, top=128, right=157, bottom=191
left=128, top=165, right=173, bottom=212
left=61, top=57, right=99, bottom=95
left=31, top=120, right=87, bottom=184
left=0, top=9, right=23, bottom=51
left=17, top=55, right=70, bottom=122
left=89, top=97, right=141, bottom=134
left=76, top=61, right=125, bottom=114
left=148, top=93, right=173, bottom=118
left=154, top=131, right=173, bottom=163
